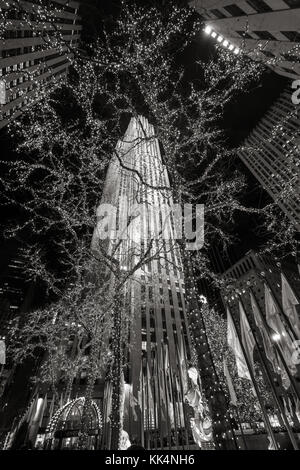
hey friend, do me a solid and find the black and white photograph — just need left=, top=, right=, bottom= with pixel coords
left=0, top=0, right=300, bottom=456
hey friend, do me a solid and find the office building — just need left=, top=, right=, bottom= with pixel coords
left=0, top=0, right=81, bottom=128
left=189, top=0, right=300, bottom=79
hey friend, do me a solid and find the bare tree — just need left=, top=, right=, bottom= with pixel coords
left=1, top=1, right=297, bottom=450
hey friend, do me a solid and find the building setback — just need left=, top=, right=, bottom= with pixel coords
left=0, top=0, right=81, bottom=129
left=189, top=0, right=300, bottom=79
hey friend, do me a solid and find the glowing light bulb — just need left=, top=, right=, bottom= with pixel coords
left=217, top=35, right=224, bottom=43
left=272, top=333, right=281, bottom=342
left=204, top=25, right=212, bottom=35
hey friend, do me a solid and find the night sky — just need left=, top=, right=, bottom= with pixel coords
left=0, top=0, right=289, bottom=275
left=79, top=0, right=289, bottom=269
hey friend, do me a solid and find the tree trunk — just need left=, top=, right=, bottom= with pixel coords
left=78, top=346, right=98, bottom=450
left=109, top=293, right=123, bottom=450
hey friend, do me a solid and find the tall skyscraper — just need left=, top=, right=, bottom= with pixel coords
left=238, top=87, right=300, bottom=231
left=11, top=116, right=212, bottom=451
left=0, top=0, right=81, bottom=129
left=92, top=116, right=195, bottom=449
left=189, top=0, right=300, bottom=79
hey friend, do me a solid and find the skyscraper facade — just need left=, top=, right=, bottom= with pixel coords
left=0, top=248, right=37, bottom=446
left=0, top=0, right=81, bottom=129
left=92, top=116, right=195, bottom=449
left=189, top=0, right=300, bottom=79
left=238, top=87, right=300, bottom=231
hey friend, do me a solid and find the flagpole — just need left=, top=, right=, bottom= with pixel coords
left=228, top=305, right=279, bottom=450
left=145, top=361, right=150, bottom=449
left=178, top=333, right=191, bottom=448
left=151, top=357, right=158, bottom=450
left=240, top=295, right=299, bottom=450
left=174, top=335, right=189, bottom=449
left=141, top=365, right=145, bottom=448
left=250, top=288, right=300, bottom=404
left=166, top=341, right=179, bottom=449
left=160, top=342, right=172, bottom=449
left=154, top=346, right=164, bottom=449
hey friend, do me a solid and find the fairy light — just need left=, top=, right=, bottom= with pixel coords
left=204, top=25, right=212, bottom=35
left=1, top=0, right=282, bottom=451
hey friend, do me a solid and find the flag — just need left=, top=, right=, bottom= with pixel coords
left=239, top=301, right=255, bottom=371
left=283, top=396, right=291, bottom=419
left=223, top=357, right=237, bottom=406
left=288, top=396, right=294, bottom=418
left=178, top=335, right=188, bottom=394
left=146, top=362, right=155, bottom=423
left=280, top=365, right=291, bottom=390
left=137, top=365, right=144, bottom=411
left=38, top=394, right=48, bottom=428
left=127, top=384, right=138, bottom=422
left=265, top=284, right=296, bottom=374
left=281, top=272, right=300, bottom=340
left=154, top=351, right=166, bottom=424
left=164, top=344, right=175, bottom=427
left=250, top=291, right=278, bottom=372
left=296, top=398, right=300, bottom=423
left=0, top=340, right=6, bottom=365
left=26, top=396, right=38, bottom=423
left=250, top=291, right=290, bottom=387
left=227, top=307, right=250, bottom=379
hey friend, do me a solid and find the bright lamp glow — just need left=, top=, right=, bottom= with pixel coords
left=271, top=333, right=281, bottom=342
left=234, top=47, right=240, bottom=54
left=217, top=35, right=223, bottom=43
left=211, top=31, right=217, bottom=38
left=204, top=25, right=212, bottom=35
left=229, top=44, right=234, bottom=51
left=223, top=40, right=229, bottom=47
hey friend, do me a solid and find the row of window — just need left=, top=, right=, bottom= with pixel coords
left=0, top=67, right=67, bottom=120
left=211, top=0, right=300, bottom=19
left=2, top=29, right=80, bottom=39
left=236, top=30, right=300, bottom=42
